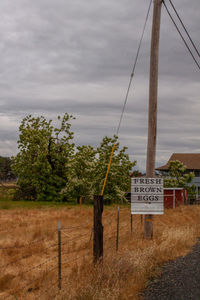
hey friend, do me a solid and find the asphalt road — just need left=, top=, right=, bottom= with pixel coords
left=142, top=240, right=200, bottom=300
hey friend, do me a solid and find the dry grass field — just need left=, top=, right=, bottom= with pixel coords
left=0, top=205, right=200, bottom=299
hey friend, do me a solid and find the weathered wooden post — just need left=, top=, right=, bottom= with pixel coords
left=116, top=207, right=119, bottom=251
left=58, top=221, right=61, bottom=290
left=173, top=189, right=175, bottom=208
left=145, top=0, right=163, bottom=239
left=130, top=214, right=133, bottom=233
left=93, top=195, right=103, bottom=263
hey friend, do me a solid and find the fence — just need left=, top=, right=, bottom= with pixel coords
left=0, top=208, right=135, bottom=300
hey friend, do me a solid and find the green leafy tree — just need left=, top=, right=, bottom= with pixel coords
left=62, top=136, right=136, bottom=204
left=93, top=135, right=136, bottom=204
left=131, top=170, right=143, bottom=178
left=164, top=160, right=195, bottom=195
left=0, top=156, right=15, bottom=181
left=12, top=113, right=75, bottom=201
left=62, top=145, right=96, bottom=203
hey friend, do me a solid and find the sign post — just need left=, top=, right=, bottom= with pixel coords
left=145, top=0, right=163, bottom=238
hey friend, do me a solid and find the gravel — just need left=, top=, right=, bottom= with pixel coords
left=142, top=240, right=200, bottom=300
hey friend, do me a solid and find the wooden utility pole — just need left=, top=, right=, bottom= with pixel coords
left=145, top=0, right=163, bottom=239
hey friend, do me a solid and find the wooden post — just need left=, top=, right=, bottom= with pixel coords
left=116, top=207, right=119, bottom=251
left=130, top=214, right=133, bottom=233
left=93, top=195, right=103, bottom=263
left=145, top=0, right=162, bottom=239
left=58, top=221, right=61, bottom=290
left=173, top=189, right=175, bottom=208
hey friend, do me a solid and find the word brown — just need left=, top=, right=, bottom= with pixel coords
left=132, top=187, right=162, bottom=193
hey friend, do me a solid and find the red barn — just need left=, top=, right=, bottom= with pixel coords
left=164, top=188, right=188, bottom=209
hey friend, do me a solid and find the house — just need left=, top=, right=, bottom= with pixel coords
left=156, top=153, right=200, bottom=196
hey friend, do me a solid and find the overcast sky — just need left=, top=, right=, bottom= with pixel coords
left=0, top=0, right=199, bottom=171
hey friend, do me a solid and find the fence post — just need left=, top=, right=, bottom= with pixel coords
left=58, top=221, right=61, bottom=290
left=93, top=195, right=103, bottom=263
left=130, top=214, right=133, bottom=233
left=89, top=227, right=93, bottom=242
left=116, top=207, right=119, bottom=251
left=173, top=189, right=175, bottom=208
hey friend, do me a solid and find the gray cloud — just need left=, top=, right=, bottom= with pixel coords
left=0, top=0, right=199, bottom=171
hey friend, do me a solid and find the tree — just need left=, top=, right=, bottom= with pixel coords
left=93, top=135, right=136, bottom=204
left=0, top=156, right=15, bottom=181
left=164, top=160, right=195, bottom=195
left=62, top=135, right=136, bottom=204
left=131, top=170, right=143, bottom=178
left=62, top=145, right=96, bottom=203
left=12, top=113, right=75, bottom=201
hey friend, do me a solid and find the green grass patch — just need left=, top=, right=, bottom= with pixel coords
left=0, top=185, right=81, bottom=209
left=0, top=186, right=129, bottom=210
left=0, top=198, right=82, bottom=209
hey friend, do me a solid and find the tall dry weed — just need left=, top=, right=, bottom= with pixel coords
left=0, top=205, right=200, bottom=299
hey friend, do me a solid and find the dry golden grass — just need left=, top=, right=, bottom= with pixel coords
left=0, top=205, right=200, bottom=299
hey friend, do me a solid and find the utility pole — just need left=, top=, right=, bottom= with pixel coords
left=145, top=0, right=163, bottom=239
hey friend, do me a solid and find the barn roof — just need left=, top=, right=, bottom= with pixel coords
left=156, top=153, right=200, bottom=171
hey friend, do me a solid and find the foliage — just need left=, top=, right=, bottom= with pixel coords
left=12, top=112, right=136, bottom=203
left=62, top=145, right=96, bottom=203
left=164, top=160, right=195, bottom=194
left=0, top=157, right=15, bottom=181
left=12, top=113, right=75, bottom=201
left=93, top=135, right=136, bottom=203
left=62, top=135, right=136, bottom=204
left=131, top=170, right=143, bottom=178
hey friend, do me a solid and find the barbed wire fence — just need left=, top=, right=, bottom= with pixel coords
left=0, top=204, right=139, bottom=299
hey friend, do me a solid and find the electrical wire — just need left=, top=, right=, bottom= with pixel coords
left=100, top=0, right=152, bottom=195
left=163, top=0, right=200, bottom=71
left=116, top=0, right=153, bottom=135
left=168, top=0, right=200, bottom=58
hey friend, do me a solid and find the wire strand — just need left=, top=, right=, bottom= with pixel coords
left=168, top=0, right=200, bottom=58
left=116, top=0, right=153, bottom=135
left=0, top=232, right=57, bottom=250
left=4, top=254, right=58, bottom=283
left=2, top=268, right=58, bottom=300
left=163, top=1, right=200, bottom=71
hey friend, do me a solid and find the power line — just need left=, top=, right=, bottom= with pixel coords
left=116, top=0, right=153, bottom=136
left=168, top=0, right=200, bottom=58
left=163, top=1, right=200, bottom=71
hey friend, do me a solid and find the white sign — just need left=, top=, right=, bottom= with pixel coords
left=131, top=178, right=164, bottom=215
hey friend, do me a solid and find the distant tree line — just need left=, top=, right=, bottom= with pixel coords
left=2, top=113, right=195, bottom=203
left=0, top=156, right=16, bottom=182
left=11, top=113, right=136, bottom=203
